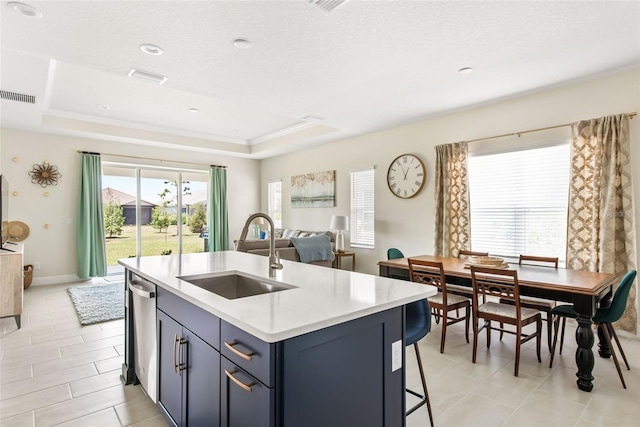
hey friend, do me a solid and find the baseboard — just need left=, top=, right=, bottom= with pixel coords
left=30, top=274, right=86, bottom=286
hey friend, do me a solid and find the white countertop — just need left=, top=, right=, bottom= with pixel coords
left=119, top=251, right=436, bottom=343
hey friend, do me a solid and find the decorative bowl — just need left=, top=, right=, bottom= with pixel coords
left=470, top=256, right=504, bottom=266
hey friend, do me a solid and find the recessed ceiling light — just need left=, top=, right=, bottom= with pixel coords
left=140, top=44, right=163, bottom=56
left=97, top=104, right=111, bottom=110
left=233, top=39, right=251, bottom=49
left=189, top=108, right=199, bottom=113
left=7, top=2, right=42, bottom=18
left=458, top=67, right=473, bottom=74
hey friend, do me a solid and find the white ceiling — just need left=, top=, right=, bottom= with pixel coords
left=1, top=0, right=639, bottom=159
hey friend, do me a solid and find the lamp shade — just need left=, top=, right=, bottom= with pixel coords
left=251, top=217, right=266, bottom=225
left=330, top=215, right=349, bottom=231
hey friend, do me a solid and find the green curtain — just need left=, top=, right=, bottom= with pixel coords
left=207, top=166, right=229, bottom=251
left=77, top=153, right=107, bottom=278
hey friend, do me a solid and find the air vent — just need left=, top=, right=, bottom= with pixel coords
left=0, top=90, right=36, bottom=104
left=308, top=0, right=348, bottom=12
left=127, top=69, right=168, bottom=85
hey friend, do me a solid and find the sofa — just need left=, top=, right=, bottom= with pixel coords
left=235, top=228, right=335, bottom=267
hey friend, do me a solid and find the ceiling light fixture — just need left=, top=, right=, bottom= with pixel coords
left=458, top=67, right=473, bottom=74
left=233, top=39, right=251, bottom=49
left=97, top=104, right=111, bottom=110
left=140, top=44, right=163, bottom=56
left=302, top=115, right=327, bottom=122
left=127, top=68, right=168, bottom=84
left=7, top=2, right=42, bottom=18
left=189, top=108, right=199, bottom=113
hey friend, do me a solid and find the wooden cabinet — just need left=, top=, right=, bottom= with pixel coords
left=0, top=243, right=24, bottom=329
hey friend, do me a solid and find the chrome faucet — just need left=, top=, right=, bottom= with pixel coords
left=239, top=213, right=283, bottom=277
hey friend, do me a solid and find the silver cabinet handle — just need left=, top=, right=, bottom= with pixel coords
left=178, top=338, right=186, bottom=376
left=225, top=369, right=253, bottom=392
left=129, top=281, right=155, bottom=298
left=173, top=335, right=180, bottom=373
left=173, top=335, right=187, bottom=375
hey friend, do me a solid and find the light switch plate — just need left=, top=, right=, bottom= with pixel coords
left=392, top=340, right=402, bottom=372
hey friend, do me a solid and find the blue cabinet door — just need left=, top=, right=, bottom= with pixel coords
left=184, top=329, right=220, bottom=427
left=157, top=310, right=184, bottom=426
left=281, top=307, right=405, bottom=427
left=220, top=357, right=275, bottom=427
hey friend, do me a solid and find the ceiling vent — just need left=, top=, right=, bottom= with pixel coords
left=308, top=0, right=348, bottom=12
left=0, top=89, right=36, bottom=104
left=127, top=68, right=168, bottom=85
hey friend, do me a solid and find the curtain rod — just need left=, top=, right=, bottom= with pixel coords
left=76, top=151, right=226, bottom=168
left=467, top=112, right=636, bottom=144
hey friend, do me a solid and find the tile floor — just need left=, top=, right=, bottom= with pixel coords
left=2, top=280, right=639, bottom=426
left=1, top=281, right=167, bottom=427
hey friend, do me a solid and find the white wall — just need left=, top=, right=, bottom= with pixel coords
left=0, top=129, right=260, bottom=284
left=261, top=68, right=640, bottom=277
left=2, top=68, right=637, bottom=287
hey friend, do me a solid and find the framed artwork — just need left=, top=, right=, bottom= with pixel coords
left=291, top=170, right=335, bottom=208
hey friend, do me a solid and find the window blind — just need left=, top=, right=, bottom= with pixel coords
left=350, top=169, right=375, bottom=248
left=268, top=180, right=282, bottom=228
left=468, top=144, right=570, bottom=263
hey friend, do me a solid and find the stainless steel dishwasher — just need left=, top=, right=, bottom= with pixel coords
left=129, top=278, right=157, bottom=403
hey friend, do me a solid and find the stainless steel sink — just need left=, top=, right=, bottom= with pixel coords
left=178, top=273, right=296, bottom=300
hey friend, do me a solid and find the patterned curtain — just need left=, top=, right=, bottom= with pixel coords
left=77, top=153, right=107, bottom=278
left=566, top=114, right=637, bottom=333
left=207, top=166, right=229, bottom=251
left=434, top=141, right=471, bottom=257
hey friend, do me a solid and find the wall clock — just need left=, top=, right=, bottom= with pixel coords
left=386, top=154, right=426, bottom=199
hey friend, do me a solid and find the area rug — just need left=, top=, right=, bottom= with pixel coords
left=67, top=282, right=125, bottom=325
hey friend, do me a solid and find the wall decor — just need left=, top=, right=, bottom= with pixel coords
left=28, top=160, right=61, bottom=187
left=291, top=170, right=335, bottom=208
left=386, top=153, right=426, bottom=199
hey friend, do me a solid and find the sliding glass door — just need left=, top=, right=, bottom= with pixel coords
left=102, top=164, right=208, bottom=267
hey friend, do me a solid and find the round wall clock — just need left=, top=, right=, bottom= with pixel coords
left=387, top=154, right=426, bottom=199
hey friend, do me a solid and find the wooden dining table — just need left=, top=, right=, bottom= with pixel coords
left=378, top=254, right=620, bottom=392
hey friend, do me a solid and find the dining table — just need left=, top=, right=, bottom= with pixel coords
left=378, top=254, right=620, bottom=392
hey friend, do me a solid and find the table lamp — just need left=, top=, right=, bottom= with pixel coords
left=330, top=215, right=349, bottom=252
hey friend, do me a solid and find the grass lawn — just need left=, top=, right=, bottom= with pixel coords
left=105, top=224, right=204, bottom=266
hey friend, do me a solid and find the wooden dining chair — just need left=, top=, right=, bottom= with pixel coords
left=458, top=249, right=490, bottom=258
left=448, top=250, right=490, bottom=302
left=470, top=265, right=542, bottom=376
left=499, top=255, right=558, bottom=352
left=408, top=258, right=470, bottom=353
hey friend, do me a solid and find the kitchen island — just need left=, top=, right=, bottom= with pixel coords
left=120, top=251, right=435, bottom=427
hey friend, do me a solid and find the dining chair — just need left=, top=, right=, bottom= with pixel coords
left=458, top=249, right=490, bottom=258
left=405, top=299, right=434, bottom=426
left=470, top=265, right=542, bottom=376
left=499, top=255, right=558, bottom=351
left=549, top=270, right=637, bottom=388
left=448, top=250, right=490, bottom=300
left=408, top=258, right=470, bottom=353
left=387, top=247, right=405, bottom=260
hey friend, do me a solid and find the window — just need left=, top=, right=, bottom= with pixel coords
left=468, top=144, right=570, bottom=263
left=350, top=169, right=375, bottom=248
left=268, top=180, right=282, bottom=228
